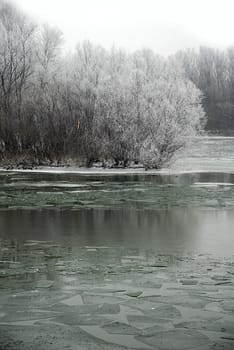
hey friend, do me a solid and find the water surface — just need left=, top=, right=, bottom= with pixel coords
left=1, top=137, right=234, bottom=350
left=0, top=137, right=234, bottom=258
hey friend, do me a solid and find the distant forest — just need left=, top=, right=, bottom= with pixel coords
left=176, top=47, right=234, bottom=134
left=0, top=1, right=233, bottom=168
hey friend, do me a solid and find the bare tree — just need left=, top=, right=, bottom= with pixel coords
left=0, top=1, right=35, bottom=153
left=0, top=1, right=207, bottom=169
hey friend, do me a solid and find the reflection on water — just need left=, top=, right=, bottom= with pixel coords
left=0, top=208, right=234, bottom=257
left=0, top=137, right=234, bottom=288
left=1, top=138, right=234, bottom=350
left=0, top=140, right=234, bottom=350
left=0, top=165, right=234, bottom=263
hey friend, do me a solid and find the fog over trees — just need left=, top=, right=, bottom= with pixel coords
left=0, top=1, right=210, bottom=168
left=175, top=47, right=234, bottom=134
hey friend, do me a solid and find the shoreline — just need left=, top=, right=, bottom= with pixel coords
left=1, top=136, right=234, bottom=175
left=1, top=166, right=234, bottom=175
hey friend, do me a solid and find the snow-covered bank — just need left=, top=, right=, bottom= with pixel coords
left=1, top=136, right=234, bottom=175
left=1, top=165, right=234, bottom=175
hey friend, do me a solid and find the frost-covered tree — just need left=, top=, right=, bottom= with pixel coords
left=139, top=77, right=205, bottom=169
left=175, top=47, right=233, bottom=133
left=95, top=48, right=139, bottom=166
left=69, top=41, right=107, bottom=165
left=94, top=49, right=206, bottom=169
left=0, top=0, right=206, bottom=169
left=134, top=55, right=206, bottom=169
left=31, top=24, right=65, bottom=161
left=0, top=0, right=35, bottom=152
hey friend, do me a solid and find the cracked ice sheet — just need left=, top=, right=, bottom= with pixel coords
left=79, top=326, right=153, bottom=349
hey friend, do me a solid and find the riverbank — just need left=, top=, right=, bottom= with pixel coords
left=1, top=166, right=234, bottom=176
left=1, top=136, right=234, bottom=175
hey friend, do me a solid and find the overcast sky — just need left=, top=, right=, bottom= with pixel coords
left=10, top=0, right=234, bottom=55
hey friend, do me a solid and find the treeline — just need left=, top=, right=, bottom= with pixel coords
left=0, top=1, right=205, bottom=168
left=176, top=47, right=234, bottom=134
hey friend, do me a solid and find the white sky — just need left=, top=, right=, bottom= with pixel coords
left=10, top=0, right=234, bottom=55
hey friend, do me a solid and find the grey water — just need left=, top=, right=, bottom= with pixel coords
left=0, top=136, right=234, bottom=272
left=1, top=137, right=234, bottom=350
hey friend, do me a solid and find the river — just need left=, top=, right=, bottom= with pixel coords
left=0, top=137, right=234, bottom=350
